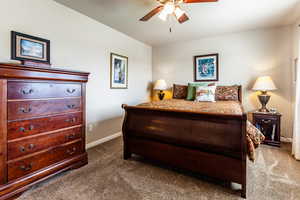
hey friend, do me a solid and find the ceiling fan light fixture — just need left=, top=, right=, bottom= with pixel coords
left=174, top=6, right=185, bottom=19
left=163, top=2, right=175, bottom=14
left=158, top=10, right=168, bottom=21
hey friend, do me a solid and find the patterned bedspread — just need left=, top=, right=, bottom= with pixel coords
left=137, top=99, right=264, bottom=161
left=138, top=99, right=243, bottom=115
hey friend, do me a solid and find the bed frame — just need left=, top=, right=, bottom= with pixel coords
left=121, top=86, right=247, bottom=198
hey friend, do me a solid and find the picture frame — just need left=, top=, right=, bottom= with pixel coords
left=194, top=53, right=219, bottom=82
left=110, top=53, right=128, bottom=89
left=11, top=31, right=50, bottom=64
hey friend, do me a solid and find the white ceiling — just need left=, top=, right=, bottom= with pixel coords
left=54, top=0, right=300, bottom=46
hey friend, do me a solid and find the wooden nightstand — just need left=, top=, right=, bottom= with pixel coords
left=252, top=112, right=281, bottom=147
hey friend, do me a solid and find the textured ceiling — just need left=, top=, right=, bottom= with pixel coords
left=53, top=0, right=300, bottom=46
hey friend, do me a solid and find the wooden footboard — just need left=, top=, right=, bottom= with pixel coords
left=122, top=104, right=247, bottom=198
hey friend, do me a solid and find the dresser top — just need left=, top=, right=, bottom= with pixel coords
left=0, top=63, right=90, bottom=82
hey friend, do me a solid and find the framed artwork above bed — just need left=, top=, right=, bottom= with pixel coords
left=194, top=53, right=219, bottom=82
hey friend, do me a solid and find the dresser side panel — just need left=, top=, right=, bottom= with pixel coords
left=0, top=80, right=7, bottom=184
left=82, top=83, right=87, bottom=151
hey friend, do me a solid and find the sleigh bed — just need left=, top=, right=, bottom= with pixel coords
left=121, top=86, right=248, bottom=198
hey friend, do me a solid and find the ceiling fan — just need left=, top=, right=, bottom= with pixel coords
left=140, top=0, right=218, bottom=24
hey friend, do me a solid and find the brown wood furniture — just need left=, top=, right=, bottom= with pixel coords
left=252, top=112, right=281, bottom=147
left=122, top=86, right=248, bottom=198
left=0, top=63, right=89, bottom=200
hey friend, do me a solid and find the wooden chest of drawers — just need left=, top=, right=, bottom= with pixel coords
left=0, top=63, right=89, bottom=200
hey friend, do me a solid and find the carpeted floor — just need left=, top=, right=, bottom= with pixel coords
left=18, top=137, right=300, bottom=200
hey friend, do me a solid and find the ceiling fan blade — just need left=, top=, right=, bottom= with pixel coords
left=140, top=5, right=164, bottom=21
left=183, top=0, right=218, bottom=3
left=178, top=13, right=189, bottom=24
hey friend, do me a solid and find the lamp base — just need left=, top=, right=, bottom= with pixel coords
left=258, top=92, right=271, bottom=113
left=258, top=107, right=269, bottom=113
left=158, top=90, right=165, bottom=101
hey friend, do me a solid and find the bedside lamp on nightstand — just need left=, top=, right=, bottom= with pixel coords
left=154, top=80, right=167, bottom=100
left=252, top=76, right=277, bottom=112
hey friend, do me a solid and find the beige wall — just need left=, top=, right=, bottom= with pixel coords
left=0, top=0, right=152, bottom=144
left=292, top=19, right=300, bottom=97
left=153, top=27, right=294, bottom=138
left=292, top=18, right=300, bottom=146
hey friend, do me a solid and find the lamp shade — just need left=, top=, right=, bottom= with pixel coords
left=252, top=76, right=277, bottom=91
left=154, top=80, right=167, bottom=90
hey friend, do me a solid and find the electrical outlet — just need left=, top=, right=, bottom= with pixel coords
left=88, top=124, right=93, bottom=132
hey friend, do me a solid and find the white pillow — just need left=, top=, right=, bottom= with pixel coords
left=195, top=85, right=216, bottom=102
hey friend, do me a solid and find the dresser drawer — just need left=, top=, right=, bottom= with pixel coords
left=7, top=140, right=83, bottom=181
left=7, top=82, right=82, bottom=99
left=8, top=98, right=81, bottom=121
left=8, top=112, right=82, bottom=140
left=8, top=127, right=82, bottom=160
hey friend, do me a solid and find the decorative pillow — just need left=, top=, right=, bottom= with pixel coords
left=186, top=82, right=215, bottom=101
left=246, top=121, right=265, bottom=161
left=215, top=85, right=239, bottom=101
left=247, top=121, right=265, bottom=148
left=195, top=85, right=216, bottom=102
left=246, top=135, right=255, bottom=161
left=172, top=84, right=188, bottom=99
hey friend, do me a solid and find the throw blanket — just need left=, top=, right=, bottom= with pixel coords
left=138, top=99, right=265, bottom=161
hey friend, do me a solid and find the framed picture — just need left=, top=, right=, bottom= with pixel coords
left=194, top=53, right=219, bottom=82
left=11, top=31, right=50, bottom=64
left=110, top=53, right=128, bottom=89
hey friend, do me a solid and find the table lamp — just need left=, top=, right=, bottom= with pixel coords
left=252, top=76, right=277, bottom=112
left=154, top=80, right=167, bottom=100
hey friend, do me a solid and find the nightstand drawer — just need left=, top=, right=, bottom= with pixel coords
left=253, top=114, right=278, bottom=121
left=255, top=118, right=276, bottom=125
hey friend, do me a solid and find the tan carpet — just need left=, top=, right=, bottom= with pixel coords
left=18, top=138, right=300, bottom=200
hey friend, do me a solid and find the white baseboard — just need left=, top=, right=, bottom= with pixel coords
left=281, top=137, right=293, bottom=143
left=86, top=132, right=122, bottom=149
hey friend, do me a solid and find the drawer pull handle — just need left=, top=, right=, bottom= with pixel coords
left=21, top=89, right=34, bottom=95
left=19, top=125, right=34, bottom=133
left=65, top=118, right=76, bottom=123
left=67, top=147, right=77, bottom=155
left=29, top=125, right=34, bottom=130
left=28, top=144, right=36, bottom=150
left=262, top=119, right=271, bottom=123
left=67, top=104, right=76, bottom=109
left=19, top=127, right=25, bottom=132
left=19, top=146, right=26, bottom=152
left=20, top=107, right=32, bottom=113
left=19, top=144, right=36, bottom=152
left=67, top=89, right=76, bottom=94
left=66, top=134, right=76, bottom=140
left=20, top=163, right=32, bottom=171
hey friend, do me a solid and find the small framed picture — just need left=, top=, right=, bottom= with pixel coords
left=110, top=53, right=128, bottom=89
left=11, top=31, right=50, bottom=64
left=194, top=54, right=219, bottom=82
